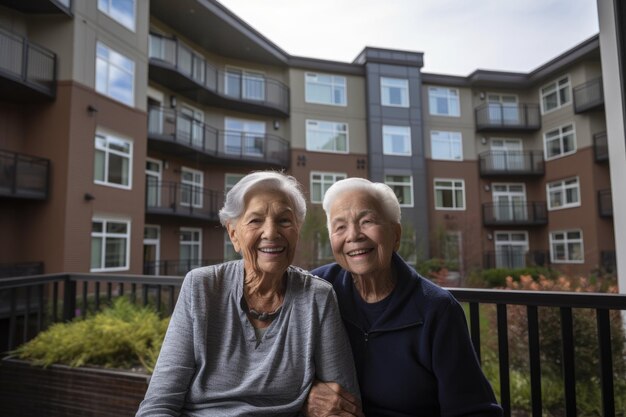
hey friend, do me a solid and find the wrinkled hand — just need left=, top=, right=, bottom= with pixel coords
left=303, top=379, right=364, bottom=417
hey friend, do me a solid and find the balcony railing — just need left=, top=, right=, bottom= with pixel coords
left=479, top=151, right=544, bottom=177
left=482, top=202, right=548, bottom=226
left=1, top=272, right=625, bottom=416
left=594, top=131, right=609, bottom=162
left=598, top=189, right=613, bottom=217
left=483, top=250, right=550, bottom=269
left=0, top=28, right=56, bottom=100
left=143, top=259, right=224, bottom=276
left=0, top=262, right=44, bottom=279
left=0, top=149, right=50, bottom=200
left=148, top=34, right=289, bottom=117
left=0, top=0, right=71, bottom=14
left=145, top=180, right=223, bottom=221
left=574, top=77, right=604, bottom=113
left=475, top=103, right=541, bottom=132
left=148, top=107, right=290, bottom=168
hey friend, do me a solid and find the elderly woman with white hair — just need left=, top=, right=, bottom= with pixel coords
left=305, top=177, right=502, bottom=417
left=137, top=171, right=359, bottom=417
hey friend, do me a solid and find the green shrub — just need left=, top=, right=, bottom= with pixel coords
left=467, top=266, right=557, bottom=288
left=14, top=297, right=169, bottom=373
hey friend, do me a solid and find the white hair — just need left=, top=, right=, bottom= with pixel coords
left=322, top=177, right=402, bottom=230
left=219, top=171, right=307, bottom=227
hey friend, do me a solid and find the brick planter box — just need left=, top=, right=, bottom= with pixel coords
left=0, top=357, right=149, bottom=417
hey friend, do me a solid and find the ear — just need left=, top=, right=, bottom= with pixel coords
left=226, top=222, right=241, bottom=253
left=393, top=222, right=402, bottom=252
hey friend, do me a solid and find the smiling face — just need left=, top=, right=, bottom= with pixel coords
left=329, top=189, right=401, bottom=281
left=227, top=188, right=300, bottom=280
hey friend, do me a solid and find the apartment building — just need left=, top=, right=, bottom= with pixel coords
left=0, top=0, right=616, bottom=280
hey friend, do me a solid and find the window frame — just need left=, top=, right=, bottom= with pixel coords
left=430, top=130, right=463, bottom=161
left=305, top=119, right=349, bottom=154
left=94, top=131, right=133, bottom=190
left=384, top=174, right=414, bottom=208
left=549, top=229, right=584, bottom=264
left=91, top=217, right=131, bottom=272
left=543, top=123, right=577, bottom=160
left=96, top=41, right=135, bottom=107
left=382, top=125, right=412, bottom=156
left=305, top=72, right=347, bottom=106
left=428, top=86, right=460, bottom=117
left=98, top=0, right=136, bottom=31
left=310, top=171, right=347, bottom=204
left=434, top=178, right=466, bottom=211
left=180, top=167, right=204, bottom=208
left=225, top=173, right=245, bottom=193
left=179, top=227, right=202, bottom=270
left=380, top=77, right=409, bottom=107
left=540, top=75, right=571, bottom=114
left=547, top=177, right=581, bottom=211
left=225, top=66, right=266, bottom=102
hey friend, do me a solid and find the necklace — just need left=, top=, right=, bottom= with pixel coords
left=240, top=296, right=282, bottom=321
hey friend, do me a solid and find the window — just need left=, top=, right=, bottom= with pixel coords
left=431, top=131, right=462, bottom=161
left=225, top=68, right=265, bottom=101
left=181, top=167, right=203, bottom=208
left=305, top=73, right=347, bottom=106
left=547, top=177, right=580, bottom=210
left=306, top=120, right=348, bottom=153
left=381, top=77, right=409, bottom=107
left=145, top=158, right=162, bottom=207
left=550, top=230, right=584, bottom=263
left=94, top=132, right=132, bottom=189
left=91, top=218, right=130, bottom=272
left=385, top=175, right=413, bottom=207
left=98, top=0, right=135, bottom=31
left=224, top=232, right=241, bottom=261
left=434, top=179, right=465, bottom=210
left=383, top=125, right=411, bottom=156
left=225, top=173, right=245, bottom=193
left=180, top=228, right=202, bottom=272
left=541, top=75, right=571, bottom=113
left=544, top=124, right=576, bottom=160
left=143, top=225, right=160, bottom=275
left=311, top=172, right=347, bottom=204
left=428, top=87, right=460, bottom=116
left=225, top=118, right=266, bottom=157
left=96, top=42, right=135, bottom=106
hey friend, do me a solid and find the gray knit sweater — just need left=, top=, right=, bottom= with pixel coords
left=136, top=260, right=359, bottom=417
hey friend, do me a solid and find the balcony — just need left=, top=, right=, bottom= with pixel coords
left=482, top=202, right=548, bottom=226
left=148, top=107, right=290, bottom=168
left=145, top=180, right=223, bottom=221
left=0, top=150, right=50, bottom=200
left=483, top=250, right=550, bottom=269
left=0, top=0, right=71, bottom=14
left=0, top=28, right=57, bottom=101
left=594, top=131, right=609, bottom=162
left=574, top=77, right=604, bottom=113
left=598, top=189, right=613, bottom=217
left=2, top=272, right=625, bottom=416
left=148, top=34, right=289, bottom=117
left=475, top=103, right=541, bottom=132
left=479, top=151, right=544, bottom=177
left=143, top=259, right=223, bottom=276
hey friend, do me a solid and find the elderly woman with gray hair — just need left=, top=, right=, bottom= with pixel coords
left=136, top=171, right=359, bottom=417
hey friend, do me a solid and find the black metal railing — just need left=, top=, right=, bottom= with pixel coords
left=0, top=262, right=44, bottom=279
left=482, top=202, right=548, bottom=226
left=0, top=149, right=49, bottom=199
left=145, top=180, right=223, bottom=221
left=148, top=34, right=289, bottom=115
left=148, top=106, right=290, bottom=167
left=594, top=131, right=609, bottom=162
left=1, top=272, right=625, bottom=417
left=475, top=103, right=541, bottom=132
left=483, top=250, right=550, bottom=269
left=574, top=77, right=604, bottom=113
left=598, top=189, right=613, bottom=217
left=0, top=27, right=56, bottom=97
left=479, top=151, right=544, bottom=176
left=0, top=0, right=72, bottom=14
left=143, top=259, right=224, bottom=276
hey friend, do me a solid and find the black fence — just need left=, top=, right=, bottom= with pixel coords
left=0, top=149, right=50, bottom=199
left=483, top=250, right=550, bottom=269
left=143, top=259, right=223, bottom=276
left=145, top=180, right=222, bottom=221
left=479, top=150, right=544, bottom=176
left=594, top=131, right=609, bottom=162
left=574, top=77, right=604, bottom=113
left=482, top=202, right=548, bottom=226
left=475, top=103, right=541, bottom=132
left=598, top=189, right=613, bottom=217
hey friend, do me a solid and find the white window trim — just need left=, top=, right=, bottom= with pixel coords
left=539, top=75, right=572, bottom=115
left=143, top=224, right=161, bottom=275
left=434, top=178, right=466, bottom=211
left=94, top=131, right=133, bottom=190
left=224, top=66, right=266, bottom=101
left=96, top=41, right=135, bottom=107
left=98, top=0, right=136, bottom=31
left=546, top=176, right=581, bottom=211
left=305, top=72, right=348, bottom=107
left=382, top=125, right=412, bottom=156
left=91, top=217, right=131, bottom=272
left=543, top=123, right=577, bottom=161
left=180, top=227, right=202, bottom=266
left=428, top=86, right=460, bottom=117
left=305, top=119, right=349, bottom=154
left=381, top=77, right=409, bottom=108
left=145, top=157, right=162, bottom=206
left=181, top=167, right=204, bottom=208
left=385, top=174, right=414, bottom=208
left=430, top=130, right=463, bottom=161
left=310, top=171, right=347, bottom=204
left=549, top=229, right=584, bottom=264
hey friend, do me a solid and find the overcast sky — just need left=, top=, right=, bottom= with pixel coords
left=217, top=0, right=599, bottom=76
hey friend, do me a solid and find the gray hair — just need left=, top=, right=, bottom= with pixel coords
left=322, top=177, right=401, bottom=230
left=219, top=171, right=307, bottom=227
